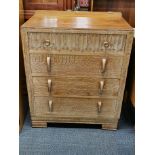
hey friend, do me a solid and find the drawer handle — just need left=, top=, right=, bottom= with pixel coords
left=44, top=40, right=50, bottom=47
left=101, top=58, right=107, bottom=73
left=99, top=80, right=104, bottom=95
left=49, top=100, right=53, bottom=112
left=47, top=56, right=51, bottom=72
left=98, top=101, right=102, bottom=113
left=103, top=41, right=109, bottom=48
left=48, top=79, right=52, bottom=92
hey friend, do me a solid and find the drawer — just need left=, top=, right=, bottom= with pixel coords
left=34, top=97, right=117, bottom=118
left=32, top=76, right=120, bottom=97
left=28, top=32, right=126, bottom=53
left=30, top=54, right=123, bottom=78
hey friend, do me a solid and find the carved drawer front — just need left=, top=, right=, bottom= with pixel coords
left=32, top=76, right=120, bottom=97
left=30, top=54, right=123, bottom=78
left=34, top=97, right=117, bottom=118
left=28, top=32, right=126, bottom=52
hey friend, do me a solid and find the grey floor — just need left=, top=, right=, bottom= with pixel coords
left=19, top=112, right=135, bottom=155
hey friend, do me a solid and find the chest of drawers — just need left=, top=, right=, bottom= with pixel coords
left=21, top=11, right=133, bottom=130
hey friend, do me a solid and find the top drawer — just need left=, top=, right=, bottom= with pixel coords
left=28, top=32, right=126, bottom=53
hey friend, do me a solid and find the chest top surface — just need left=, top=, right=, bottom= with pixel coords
left=21, top=10, right=133, bottom=31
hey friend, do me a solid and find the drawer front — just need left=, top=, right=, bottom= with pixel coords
left=32, top=76, right=120, bottom=97
left=30, top=54, right=123, bottom=78
left=34, top=97, right=117, bottom=118
left=28, top=32, right=126, bottom=53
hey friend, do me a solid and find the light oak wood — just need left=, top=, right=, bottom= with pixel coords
left=101, top=121, right=118, bottom=130
left=21, top=11, right=134, bottom=130
left=21, top=10, right=132, bottom=30
left=31, top=115, right=118, bottom=124
left=28, top=32, right=126, bottom=53
left=34, top=97, right=117, bottom=118
left=32, top=119, right=117, bottom=130
left=32, top=76, right=119, bottom=97
left=30, top=54, right=123, bottom=78
left=32, top=121, right=47, bottom=128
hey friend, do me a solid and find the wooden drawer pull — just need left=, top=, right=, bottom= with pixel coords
left=97, top=101, right=102, bottom=113
left=44, top=40, right=50, bottom=47
left=101, top=58, right=107, bottom=73
left=99, top=80, right=104, bottom=95
left=47, top=56, right=51, bottom=72
left=48, top=79, right=52, bottom=92
left=49, top=100, right=53, bottom=112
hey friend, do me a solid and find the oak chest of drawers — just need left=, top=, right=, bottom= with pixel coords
left=21, top=10, right=133, bottom=130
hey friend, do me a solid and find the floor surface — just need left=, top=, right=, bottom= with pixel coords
left=19, top=113, right=134, bottom=155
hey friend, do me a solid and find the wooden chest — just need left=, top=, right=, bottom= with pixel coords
left=21, top=11, right=133, bottom=130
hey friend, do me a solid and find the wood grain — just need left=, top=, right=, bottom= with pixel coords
left=34, top=97, right=117, bottom=118
left=23, top=0, right=135, bottom=29
left=32, top=120, right=47, bottom=128
left=24, top=0, right=66, bottom=19
left=28, top=32, right=126, bottom=53
left=21, top=10, right=132, bottom=30
left=31, top=119, right=117, bottom=130
left=93, top=0, right=135, bottom=27
left=30, top=54, right=123, bottom=78
left=32, top=76, right=120, bottom=97
left=21, top=11, right=134, bottom=129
